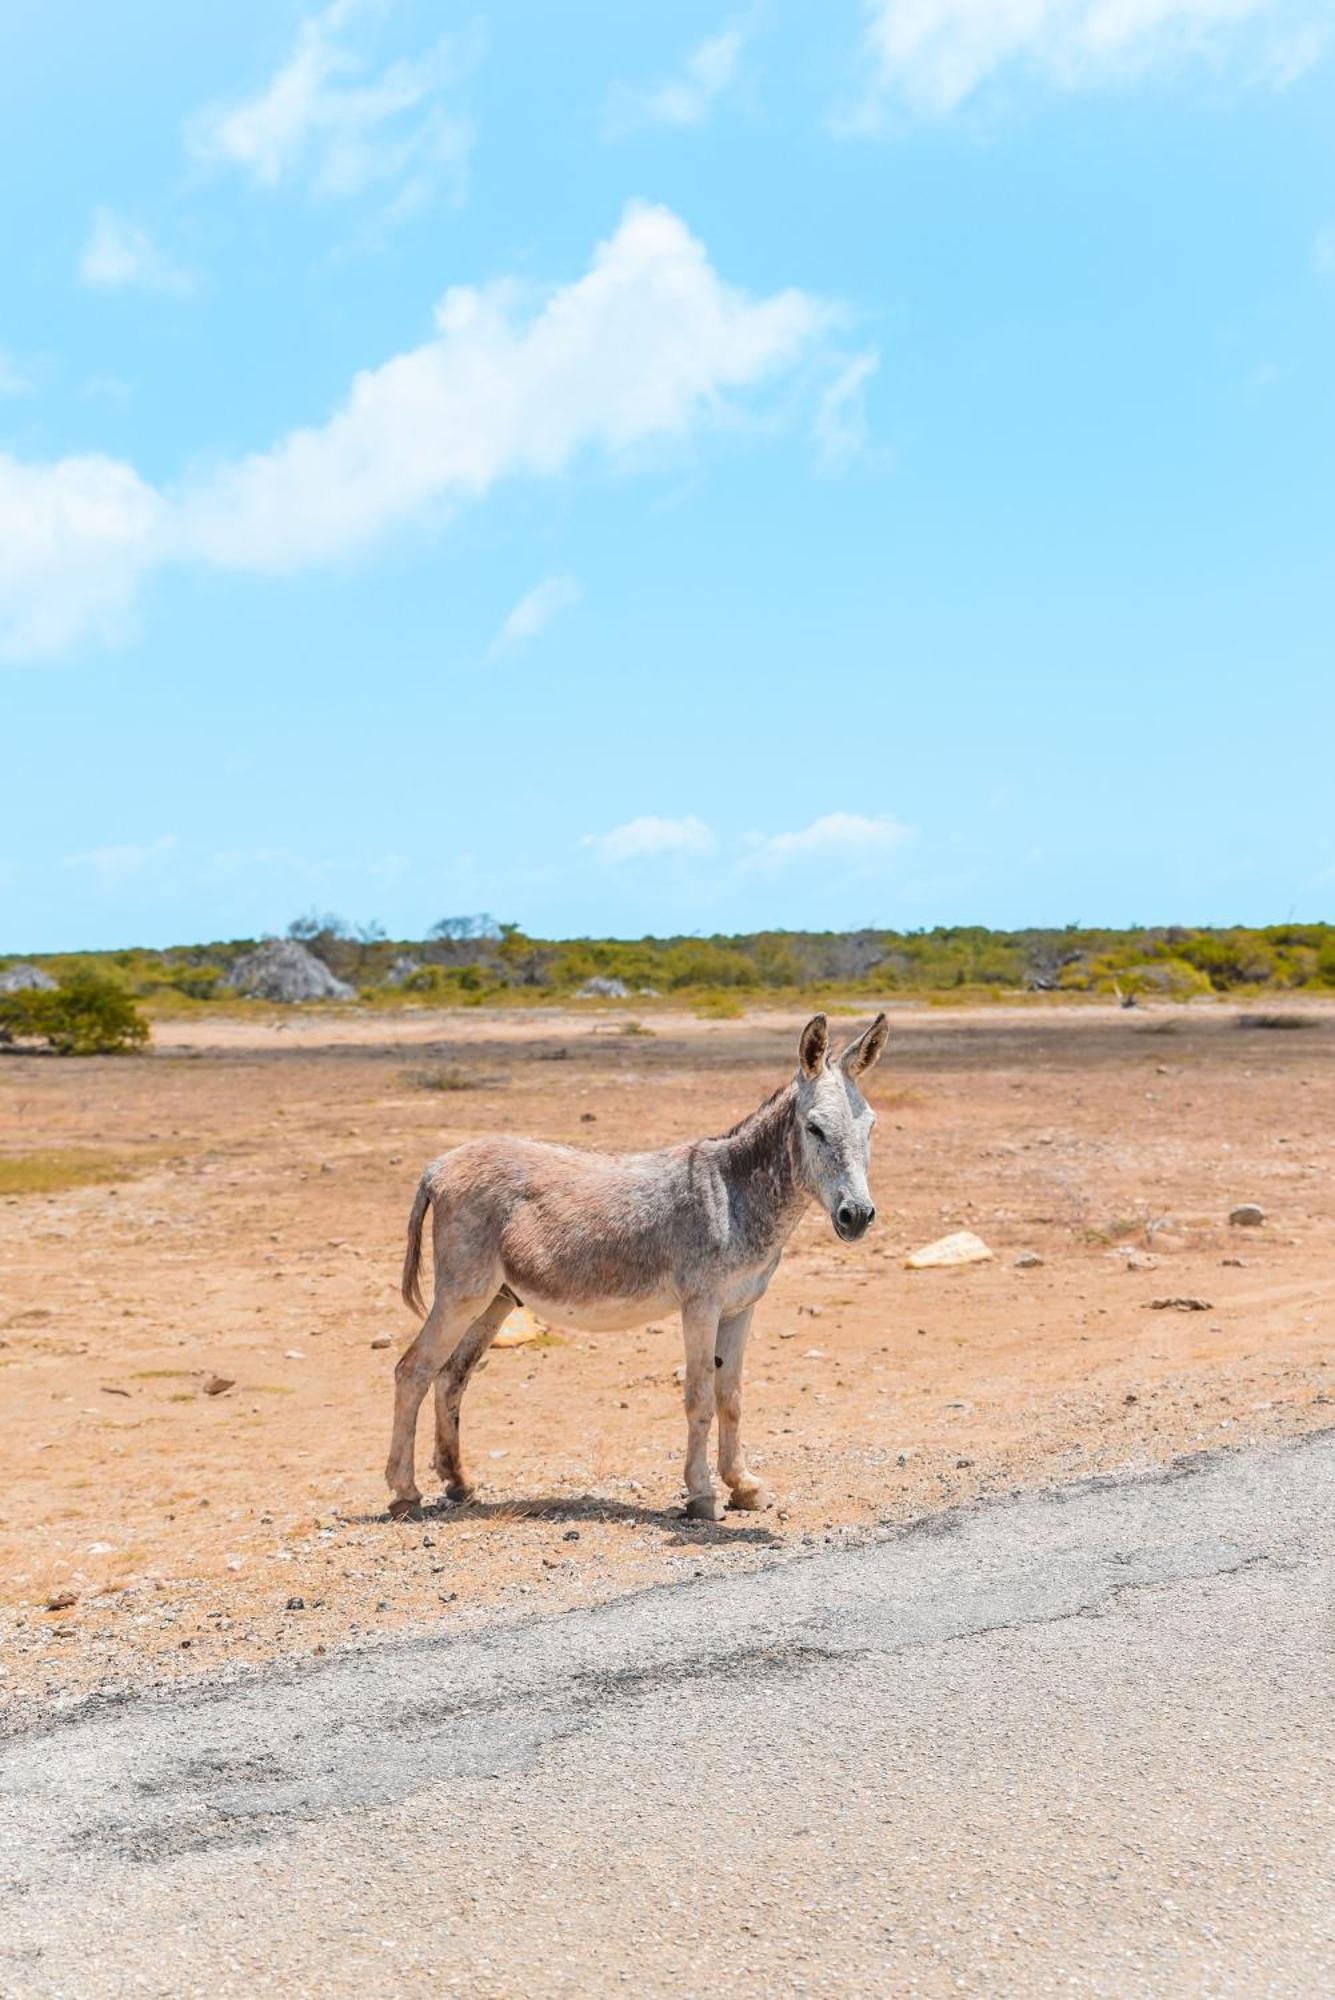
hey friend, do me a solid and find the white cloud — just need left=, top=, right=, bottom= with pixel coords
left=0, top=453, right=164, bottom=659
left=851, top=0, right=1324, bottom=118
left=63, top=834, right=178, bottom=885
left=1, top=205, right=831, bottom=661
left=179, top=202, right=828, bottom=572
left=491, top=574, right=581, bottom=654
left=813, top=348, right=879, bottom=472
left=744, top=812, right=913, bottom=867
left=188, top=0, right=476, bottom=204
left=583, top=816, right=717, bottom=863
left=78, top=209, right=193, bottom=294
left=608, top=16, right=753, bottom=130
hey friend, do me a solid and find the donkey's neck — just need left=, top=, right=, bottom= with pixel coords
left=710, top=1081, right=807, bottom=1252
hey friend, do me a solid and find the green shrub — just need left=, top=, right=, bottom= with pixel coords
left=0, top=970, right=149, bottom=1055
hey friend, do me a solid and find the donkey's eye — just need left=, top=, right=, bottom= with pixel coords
left=807, top=1122, right=826, bottom=1143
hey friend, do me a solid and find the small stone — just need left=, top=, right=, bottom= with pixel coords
left=580, top=1112, right=597, bottom=1123
left=1014, top=1251, right=1043, bottom=1269
left=1229, top=1204, right=1266, bottom=1228
left=1150, top=1296, right=1212, bottom=1312
left=370, top=1337, right=392, bottom=1350
left=285, top=1596, right=306, bottom=1611
left=1124, top=1392, right=1138, bottom=1404
left=203, top=1375, right=235, bottom=1397
left=45, top=1591, right=78, bottom=1612
left=1221, top=1257, right=1244, bottom=1268
left=563, top=1529, right=580, bottom=1542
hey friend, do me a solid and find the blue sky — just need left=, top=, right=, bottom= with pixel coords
left=3, top=0, right=1334, bottom=951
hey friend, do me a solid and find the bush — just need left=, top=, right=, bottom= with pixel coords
left=0, top=970, right=149, bottom=1055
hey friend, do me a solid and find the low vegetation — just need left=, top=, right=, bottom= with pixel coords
left=7, top=919, right=1335, bottom=1014
left=0, top=1149, right=145, bottom=1197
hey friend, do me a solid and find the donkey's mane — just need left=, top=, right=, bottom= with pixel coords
left=712, top=1080, right=796, bottom=1180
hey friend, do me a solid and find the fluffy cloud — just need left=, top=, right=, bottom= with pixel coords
left=179, top=203, right=828, bottom=572
left=583, top=816, right=717, bottom=863
left=0, top=453, right=164, bottom=659
left=744, top=812, right=913, bottom=867
left=188, top=0, right=475, bottom=204
left=1, top=205, right=831, bottom=660
left=852, top=0, right=1323, bottom=117
left=608, top=17, right=752, bottom=131
left=78, top=210, right=193, bottom=294
left=491, top=575, right=581, bottom=654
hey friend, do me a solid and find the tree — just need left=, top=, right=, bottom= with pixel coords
left=0, top=971, right=149, bottom=1055
left=428, top=914, right=501, bottom=942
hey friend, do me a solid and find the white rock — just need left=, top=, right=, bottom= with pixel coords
left=904, top=1230, right=993, bottom=1270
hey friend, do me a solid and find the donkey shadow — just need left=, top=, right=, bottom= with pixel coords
left=359, top=1490, right=782, bottom=1547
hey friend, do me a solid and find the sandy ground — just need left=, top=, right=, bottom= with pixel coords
left=1, top=1000, right=1331, bottom=1726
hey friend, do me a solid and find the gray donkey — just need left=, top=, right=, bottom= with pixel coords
left=388, top=1011, right=887, bottom=1520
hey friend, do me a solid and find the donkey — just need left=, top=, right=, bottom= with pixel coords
left=387, top=1011, right=888, bottom=1520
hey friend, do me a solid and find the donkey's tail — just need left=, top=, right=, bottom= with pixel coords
left=401, top=1171, right=433, bottom=1317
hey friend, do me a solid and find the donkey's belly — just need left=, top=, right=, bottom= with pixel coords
left=512, top=1286, right=679, bottom=1334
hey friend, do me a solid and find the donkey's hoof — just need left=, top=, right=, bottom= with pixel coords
left=727, top=1485, right=773, bottom=1513
left=387, top=1495, right=422, bottom=1521
left=685, top=1493, right=725, bottom=1523
left=444, top=1480, right=476, bottom=1504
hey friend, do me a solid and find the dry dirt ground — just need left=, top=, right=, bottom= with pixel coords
left=2, top=1000, right=1331, bottom=1728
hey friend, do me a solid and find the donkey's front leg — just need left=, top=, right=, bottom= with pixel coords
left=715, top=1305, right=770, bottom=1511
left=680, top=1299, right=724, bottom=1521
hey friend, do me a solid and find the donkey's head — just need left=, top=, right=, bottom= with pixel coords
left=793, top=1012, right=888, bottom=1241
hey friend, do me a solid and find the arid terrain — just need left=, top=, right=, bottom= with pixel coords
left=2, top=1000, right=1331, bottom=1726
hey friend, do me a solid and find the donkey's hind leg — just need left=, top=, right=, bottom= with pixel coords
left=431, top=1289, right=515, bottom=1501
left=386, top=1290, right=491, bottom=1517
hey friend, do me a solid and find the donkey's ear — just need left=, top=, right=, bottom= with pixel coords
left=839, top=1012, right=889, bottom=1078
left=798, top=1013, right=829, bottom=1078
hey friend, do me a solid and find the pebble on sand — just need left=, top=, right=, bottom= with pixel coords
left=1228, top=1203, right=1266, bottom=1228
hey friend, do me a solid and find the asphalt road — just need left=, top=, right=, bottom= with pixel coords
left=2, top=1433, right=1331, bottom=1998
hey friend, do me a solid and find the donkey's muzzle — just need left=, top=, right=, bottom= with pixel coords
left=834, top=1199, right=875, bottom=1242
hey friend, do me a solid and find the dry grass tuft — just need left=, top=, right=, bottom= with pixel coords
left=400, top=1064, right=502, bottom=1092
